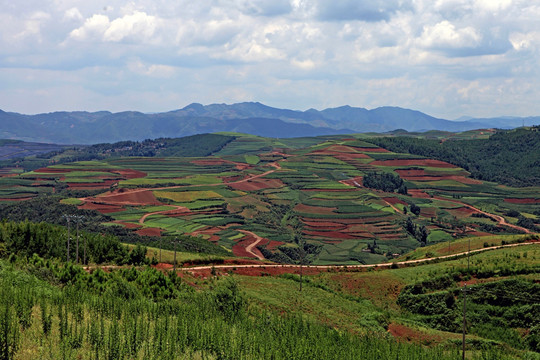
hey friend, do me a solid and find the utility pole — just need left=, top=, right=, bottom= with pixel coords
left=63, top=215, right=72, bottom=262
left=462, top=283, right=467, bottom=360
left=160, top=236, right=162, bottom=263
left=467, top=237, right=471, bottom=271
left=173, top=237, right=178, bottom=273
left=83, top=227, right=87, bottom=265
left=75, top=216, right=80, bottom=264
left=299, top=256, right=303, bottom=292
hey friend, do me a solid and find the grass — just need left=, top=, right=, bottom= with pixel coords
left=397, top=234, right=536, bottom=260
left=144, top=215, right=205, bottom=234
left=125, top=243, right=229, bottom=264
left=60, top=198, right=84, bottom=205
left=238, top=275, right=387, bottom=333
left=154, top=190, right=223, bottom=203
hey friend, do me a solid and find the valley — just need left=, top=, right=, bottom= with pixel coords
left=0, top=128, right=538, bottom=359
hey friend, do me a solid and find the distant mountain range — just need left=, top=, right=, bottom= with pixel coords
left=0, top=103, right=538, bottom=144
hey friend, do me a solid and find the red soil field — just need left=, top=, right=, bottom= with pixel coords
left=304, top=230, right=356, bottom=239
left=396, top=173, right=482, bottom=184
left=154, top=263, right=173, bottom=270
left=449, top=207, right=476, bottom=216
left=222, top=174, right=247, bottom=183
left=371, top=159, right=457, bottom=168
left=340, top=176, right=364, bottom=188
left=265, top=240, right=285, bottom=250
left=231, top=266, right=322, bottom=277
left=228, top=178, right=284, bottom=192
left=326, top=145, right=361, bottom=153
left=34, top=168, right=70, bottom=173
left=302, top=188, right=355, bottom=192
left=336, top=153, right=372, bottom=160
left=232, top=245, right=256, bottom=259
left=190, top=159, right=229, bottom=166
left=111, top=169, right=147, bottom=180
left=294, top=203, right=337, bottom=215
left=395, top=169, right=427, bottom=177
left=112, top=221, right=142, bottom=229
left=94, top=189, right=163, bottom=206
left=355, top=147, right=390, bottom=153
left=382, top=197, right=407, bottom=206
left=388, top=323, right=444, bottom=344
left=135, top=227, right=162, bottom=237
left=408, top=189, right=431, bottom=198
left=504, top=198, right=540, bottom=204
left=67, top=179, right=118, bottom=190
left=303, top=220, right=347, bottom=229
left=235, top=164, right=251, bottom=170
left=420, top=208, right=437, bottom=218
left=190, top=227, right=221, bottom=242
left=0, top=197, right=33, bottom=201
left=78, top=202, right=125, bottom=213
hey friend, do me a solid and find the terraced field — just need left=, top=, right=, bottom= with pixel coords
left=0, top=133, right=538, bottom=265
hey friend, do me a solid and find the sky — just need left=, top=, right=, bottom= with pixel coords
left=1, top=0, right=539, bottom=119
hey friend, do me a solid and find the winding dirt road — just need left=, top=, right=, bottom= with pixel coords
left=238, top=230, right=266, bottom=260
left=178, top=241, right=538, bottom=273
left=433, top=197, right=531, bottom=234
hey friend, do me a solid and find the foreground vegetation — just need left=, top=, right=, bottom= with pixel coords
left=0, top=221, right=538, bottom=359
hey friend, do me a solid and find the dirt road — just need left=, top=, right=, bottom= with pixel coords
left=178, top=241, right=537, bottom=273
left=238, top=230, right=265, bottom=260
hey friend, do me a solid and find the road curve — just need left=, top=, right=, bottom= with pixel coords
left=238, top=230, right=266, bottom=260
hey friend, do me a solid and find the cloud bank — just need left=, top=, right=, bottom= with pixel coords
left=0, top=0, right=539, bottom=119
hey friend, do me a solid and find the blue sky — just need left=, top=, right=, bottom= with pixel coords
left=1, top=0, right=539, bottom=119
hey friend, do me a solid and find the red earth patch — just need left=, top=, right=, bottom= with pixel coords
left=382, top=197, right=408, bottom=206
left=228, top=178, right=284, bottom=192
left=355, top=147, right=390, bottom=153
left=135, top=227, right=163, bottom=237
left=371, top=159, right=457, bottom=168
left=93, top=189, right=163, bottom=206
left=408, top=189, right=432, bottom=198
left=504, top=198, right=540, bottom=204
left=34, top=168, right=70, bottom=173
left=294, top=203, right=337, bottom=215
left=112, top=221, right=142, bottom=229
left=78, top=202, right=125, bottom=213
left=387, top=323, right=444, bottom=344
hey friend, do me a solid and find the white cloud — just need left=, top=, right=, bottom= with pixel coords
left=69, top=14, right=110, bottom=41
left=474, top=0, right=512, bottom=13
left=104, top=11, right=157, bottom=42
left=291, top=58, right=316, bottom=69
left=63, top=8, right=83, bottom=22
left=127, top=59, right=177, bottom=77
left=509, top=31, right=540, bottom=51
left=419, top=20, right=482, bottom=49
left=1, top=1, right=540, bottom=119
left=69, top=11, right=158, bottom=43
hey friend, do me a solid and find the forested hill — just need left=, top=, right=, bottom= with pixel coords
left=368, top=127, right=540, bottom=187
left=0, top=133, right=235, bottom=172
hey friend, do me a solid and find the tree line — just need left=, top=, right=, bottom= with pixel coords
left=368, top=127, right=540, bottom=187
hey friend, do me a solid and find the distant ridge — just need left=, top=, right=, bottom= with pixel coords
left=0, top=102, right=538, bottom=144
